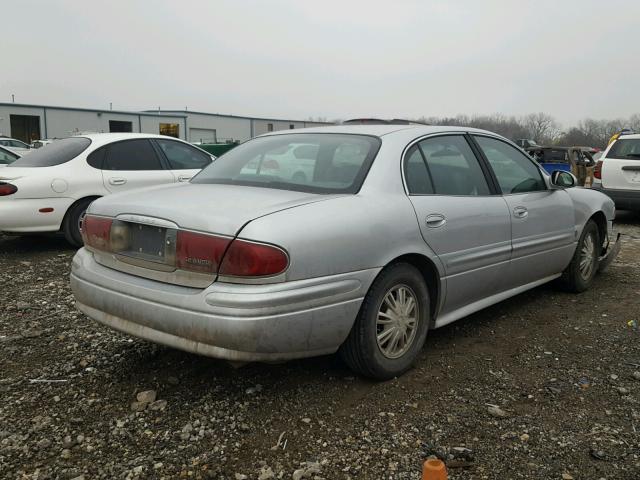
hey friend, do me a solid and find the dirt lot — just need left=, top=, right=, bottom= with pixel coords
left=1, top=212, right=639, bottom=480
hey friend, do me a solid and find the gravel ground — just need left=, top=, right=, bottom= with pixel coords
left=1, top=212, right=639, bottom=480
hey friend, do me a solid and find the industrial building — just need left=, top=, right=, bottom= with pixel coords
left=0, top=102, right=331, bottom=144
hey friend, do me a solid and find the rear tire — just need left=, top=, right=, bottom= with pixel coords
left=340, top=263, right=430, bottom=380
left=558, top=219, right=600, bottom=293
left=62, top=198, right=94, bottom=247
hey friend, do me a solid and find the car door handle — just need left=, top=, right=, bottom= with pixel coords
left=513, top=206, right=528, bottom=218
left=178, top=175, right=192, bottom=182
left=108, top=177, right=126, bottom=186
left=425, top=214, right=446, bottom=228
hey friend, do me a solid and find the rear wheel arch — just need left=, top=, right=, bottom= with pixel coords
left=60, top=195, right=102, bottom=246
left=588, top=211, right=607, bottom=254
left=385, top=253, right=441, bottom=326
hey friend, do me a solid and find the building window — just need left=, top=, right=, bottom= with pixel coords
left=109, top=120, right=132, bottom=133
left=160, top=123, right=180, bottom=138
left=10, top=114, right=41, bottom=143
left=267, top=123, right=274, bottom=132
left=289, top=124, right=294, bottom=129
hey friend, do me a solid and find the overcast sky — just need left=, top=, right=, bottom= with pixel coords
left=2, top=0, right=637, bottom=126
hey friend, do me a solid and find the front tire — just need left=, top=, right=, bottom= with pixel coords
left=340, top=263, right=430, bottom=380
left=559, top=219, right=600, bottom=293
left=62, top=199, right=93, bottom=247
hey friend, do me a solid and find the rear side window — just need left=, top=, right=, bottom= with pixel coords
left=404, top=144, right=434, bottom=194
left=417, top=136, right=490, bottom=196
left=155, top=139, right=211, bottom=169
left=87, top=146, right=106, bottom=169
left=8, top=137, right=91, bottom=167
left=606, top=138, right=640, bottom=160
left=104, top=139, right=163, bottom=171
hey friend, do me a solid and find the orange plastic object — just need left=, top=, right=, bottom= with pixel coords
left=422, top=458, right=447, bottom=480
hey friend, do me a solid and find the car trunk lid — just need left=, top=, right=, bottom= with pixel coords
left=86, top=183, right=344, bottom=287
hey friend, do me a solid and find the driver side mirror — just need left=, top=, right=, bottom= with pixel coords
left=551, top=170, right=576, bottom=188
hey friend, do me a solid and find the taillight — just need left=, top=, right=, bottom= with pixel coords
left=594, top=160, right=603, bottom=179
left=219, top=239, right=288, bottom=277
left=176, top=230, right=230, bottom=274
left=0, top=182, right=18, bottom=196
left=82, top=215, right=113, bottom=251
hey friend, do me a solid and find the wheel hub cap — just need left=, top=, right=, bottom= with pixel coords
left=579, top=232, right=596, bottom=280
left=376, top=284, right=419, bottom=359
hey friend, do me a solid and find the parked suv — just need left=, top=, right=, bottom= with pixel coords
left=592, top=134, right=640, bottom=210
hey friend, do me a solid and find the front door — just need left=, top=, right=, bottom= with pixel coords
left=102, top=139, right=174, bottom=193
left=404, top=134, right=512, bottom=316
left=152, top=138, right=212, bottom=183
left=472, top=135, right=576, bottom=286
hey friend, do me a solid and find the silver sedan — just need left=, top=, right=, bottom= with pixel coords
left=70, top=125, right=620, bottom=379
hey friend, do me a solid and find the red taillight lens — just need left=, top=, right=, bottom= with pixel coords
left=82, top=215, right=113, bottom=251
left=0, top=182, right=18, bottom=196
left=219, top=239, right=288, bottom=277
left=176, top=230, right=230, bottom=274
left=594, top=160, right=603, bottom=179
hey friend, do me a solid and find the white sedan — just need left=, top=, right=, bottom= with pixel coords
left=0, top=133, right=214, bottom=246
left=0, top=137, right=32, bottom=155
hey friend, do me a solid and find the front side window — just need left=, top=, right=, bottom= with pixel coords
left=10, top=140, right=29, bottom=148
left=192, top=133, right=381, bottom=194
left=104, top=139, right=163, bottom=171
left=474, top=136, right=546, bottom=194
left=417, top=135, right=490, bottom=196
left=8, top=137, right=91, bottom=168
left=606, top=138, right=640, bottom=160
left=156, top=139, right=211, bottom=170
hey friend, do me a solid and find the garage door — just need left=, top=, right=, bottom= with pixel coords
left=190, top=128, right=216, bottom=144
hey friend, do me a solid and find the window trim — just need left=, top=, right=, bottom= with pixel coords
left=401, top=132, right=498, bottom=197
left=469, top=134, right=548, bottom=196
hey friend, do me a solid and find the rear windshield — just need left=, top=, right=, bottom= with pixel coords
left=606, top=138, right=640, bottom=160
left=191, top=133, right=381, bottom=194
left=8, top=137, right=91, bottom=167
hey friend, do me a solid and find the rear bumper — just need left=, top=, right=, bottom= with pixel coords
left=0, top=197, right=72, bottom=232
left=591, top=184, right=640, bottom=210
left=70, top=248, right=377, bottom=361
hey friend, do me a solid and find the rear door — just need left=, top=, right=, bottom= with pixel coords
left=404, top=134, right=512, bottom=315
left=601, top=137, right=640, bottom=191
left=101, top=139, right=174, bottom=193
left=472, top=135, right=576, bottom=286
left=153, top=138, right=213, bottom=183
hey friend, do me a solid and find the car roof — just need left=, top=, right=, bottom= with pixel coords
left=262, top=124, right=499, bottom=138
left=71, top=132, right=186, bottom=146
left=614, top=133, right=640, bottom=140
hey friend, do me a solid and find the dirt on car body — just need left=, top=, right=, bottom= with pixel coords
left=1, top=214, right=639, bottom=479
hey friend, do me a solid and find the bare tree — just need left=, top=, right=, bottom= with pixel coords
left=522, top=113, right=560, bottom=143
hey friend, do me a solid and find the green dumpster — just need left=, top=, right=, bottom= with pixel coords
left=195, top=141, right=239, bottom=157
